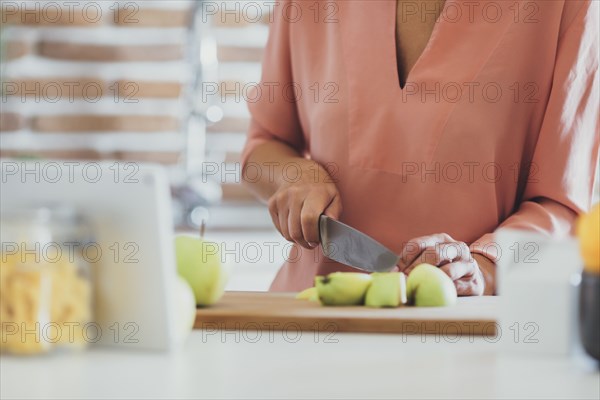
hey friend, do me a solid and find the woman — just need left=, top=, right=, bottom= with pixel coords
left=241, top=0, right=599, bottom=294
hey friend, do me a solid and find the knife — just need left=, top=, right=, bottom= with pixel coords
left=318, top=214, right=400, bottom=273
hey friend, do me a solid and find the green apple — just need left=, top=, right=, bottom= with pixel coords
left=175, top=235, right=229, bottom=306
left=406, top=263, right=457, bottom=307
left=315, top=272, right=372, bottom=306
left=296, top=287, right=319, bottom=302
left=174, top=276, right=196, bottom=344
left=365, top=272, right=407, bottom=307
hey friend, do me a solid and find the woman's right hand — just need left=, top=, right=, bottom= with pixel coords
left=268, top=159, right=342, bottom=249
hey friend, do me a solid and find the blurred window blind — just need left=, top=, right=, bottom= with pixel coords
left=205, top=1, right=270, bottom=204
left=0, top=0, right=194, bottom=166
left=1, top=0, right=274, bottom=205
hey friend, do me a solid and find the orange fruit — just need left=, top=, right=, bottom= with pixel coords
left=577, top=203, right=600, bottom=274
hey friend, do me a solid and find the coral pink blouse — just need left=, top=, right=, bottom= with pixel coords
left=242, top=0, right=599, bottom=291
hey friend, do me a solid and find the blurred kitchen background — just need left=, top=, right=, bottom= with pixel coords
left=0, top=0, right=286, bottom=291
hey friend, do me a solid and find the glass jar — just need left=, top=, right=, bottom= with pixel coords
left=0, top=206, right=93, bottom=354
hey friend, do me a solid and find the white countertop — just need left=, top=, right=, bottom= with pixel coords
left=2, top=330, right=599, bottom=399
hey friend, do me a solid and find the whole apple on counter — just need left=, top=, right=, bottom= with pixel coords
left=406, top=263, right=457, bottom=307
left=175, top=235, right=229, bottom=306
left=174, top=276, right=196, bottom=343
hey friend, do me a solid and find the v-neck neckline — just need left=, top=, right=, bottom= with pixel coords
left=337, top=0, right=515, bottom=171
left=393, top=0, right=449, bottom=91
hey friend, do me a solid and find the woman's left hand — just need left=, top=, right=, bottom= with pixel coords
left=397, top=233, right=489, bottom=296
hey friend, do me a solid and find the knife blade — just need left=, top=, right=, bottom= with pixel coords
left=318, top=215, right=400, bottom=273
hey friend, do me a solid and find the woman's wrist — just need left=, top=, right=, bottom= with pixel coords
left=472, top=253, right=496, bottom=295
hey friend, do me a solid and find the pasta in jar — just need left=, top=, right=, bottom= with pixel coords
left=0, top=207, right=93, bottom=355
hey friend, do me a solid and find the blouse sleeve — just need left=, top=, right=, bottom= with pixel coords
left=471, top=0, right=599, bottom=262
left=241, top=0, right=305, bottom=168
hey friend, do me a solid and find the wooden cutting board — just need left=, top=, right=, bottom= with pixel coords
left=195, top=292, right=498, bottom=336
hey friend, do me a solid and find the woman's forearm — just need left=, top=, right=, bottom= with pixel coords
left=242, top=141, right=313, bottom=203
